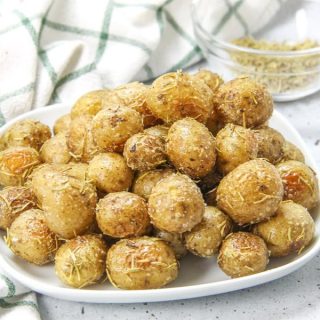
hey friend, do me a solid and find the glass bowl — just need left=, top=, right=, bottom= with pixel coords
left=192, top=0, right=320, bottom=101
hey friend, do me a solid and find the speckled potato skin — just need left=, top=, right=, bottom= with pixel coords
left=71, top=90, right=111, bottom=119
left=215, top=77, right=273, bottom=128
left=153, top=228, right=187, bottom=259
left=123, top=133, right=166, bottom=171
left=166, top=118, right=216, bottom=179
left=53, top=114, right=72, bottom=135
left=96, top=192, right=150, bottom=238
left=217, top=159, right=284, bottom=225
left=253, top=201, right=315, bottom=257
left=6, top=209, right=59, bottom=265
left=276, top=160, right=319, bottom=210
left=218, top=232, right=269, bottom=278
left=146, top=71, right=213, bottom=124
left=280, top=141, right=305, bottom=163
left=0, top=147, right=41, bottom=187
left=193, top=69, right=224, bottom=93
left=184, top=206, right=232, bottom=258
left=148, top=174, right=205, bottom=233
left=88, top=153, right=133, bottom=193
left=55, top=234, right=108, bottom=288
left=215, top=124, right=258, bottom=174
left=0, top=186, right=37, bottom=229
left=106, top=237, right=179, bottom=289
left=132, top=168, right=175, bottom=200
left=254, top=126, right=285, bottom=164
left=3, top=119, right=51, bottom=151
left=30, top=164, right=97, bottom=239
left=143, top=125, right=169, bottom=140
left=40, top=133, right=71, bottom=164
left=67, top=115, right=103, bottom=163
left=92, top=105, right=143, bottom=152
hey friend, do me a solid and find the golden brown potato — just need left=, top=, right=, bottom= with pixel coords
left=0, top=186, right=37, bottom=229
left=206, top=107, right=223, bottom=136
left=148, top=173, right=205, bottom=233
left=3, top=119, right=51, bottom=151
left=184, top=206, right=232, bottom=258
left=276, top=160, right=319, bottom=210
left=146, top=71, right=213, bottom=124
left=96, top=192, right=150, bottom=238
left=53, top=114, right=71, bottom=135
left=0, top=147, right=41, bottom=187
left=123, top=133, right=166, bottom=171
left=5, top=209, right=59, bottom=265
left=0, top=135, right=6, bottom=151
left=40, top=133, right=71, bottom=164
left=92, top=105, right=143, bottom=152
left=217, top=159, right=283, bottom=225
left=88, top=153, right=133, bottom=193
left=106, top=237, right=179, bottom=289
left=166, top=118, right=216, bottom=178
left=132, top=168, right=175, bottom=200
left=254, top=126, right=285, bottom=164
left=193, top=69, right=223, bottom=93
left=215, top=77, right=273, bottom=128
left=143, top=125, right=169, bottom=140
left=55, top=234, right=108, bottom=288
left=253, top=201, right=315, bottom=257
left=30, top=164, right=97, bottom=239
left=215, top=124, right=258, bottom=174
left=218, top=232, right=269, bottom=278
left=280, top=141, right=305, bottom=163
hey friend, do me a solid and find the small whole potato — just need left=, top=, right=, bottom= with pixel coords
left=215, top=77, right=273, bottom=128
left=3, top=119, right=51, bottom=151
left=148, top=174, right=205, bottom=233
left=254, top=126, right=285, bottom=164
left=40, top=133, right=71, bottom=164
left=96, top=192, right=150, bottom=238
left=106, top=237, right=179, bottom=289
left=217, top=159, right=283, bottom=225
left=6, top=209, right=59, bottom=265
left=55, top=234, right=108, bottom=288
left=0, top=147, right=41, bottom=187
left=53, top=114, right=71, bottom=135
left=92, top=105, right=143, bottom=152
left=253, top=201, right=315, bottom=257
left=123, top=133, right=166, bottom=171
left=146, top=71, right=213, bottom=124
left=0, top=186, right=37, bottom=229
left=215, top=124, right=258, bottom=174
left=280, top=141, right=305, bottom=163
left=184, top=206, right=232, bottom=258
left=132, top=168, right=175, bottom=200
left=88, top=153, right=133, bottom=193
left=276, top=160, right=319, bottom=210
left=193, top=69, right=223, bottom=93
left=166, top=118, right=216, bottom=178
left=144, top=125, right=169, bottom=140
left=218, top=232, right=269, bottom=278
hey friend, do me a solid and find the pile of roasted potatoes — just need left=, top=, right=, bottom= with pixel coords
left=0, top=70, right=319, bottom=289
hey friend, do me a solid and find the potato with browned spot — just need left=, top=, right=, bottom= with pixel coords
left=143, top=125, right=169, bottom=140
left=193, top=69, right=223, bottom=93
left=280, top=141, right=305, bottom=163
left=53, top=114, right=71, bottom=135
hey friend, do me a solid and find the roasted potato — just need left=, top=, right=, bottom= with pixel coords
left=53, top=114, right=71, bottom=135
left=193, top=69, right=223, bottom=93
left=280, top=141, right=305, bottom=163
left=106, top=237, right=179, bottom=289
left=143, top=125, right=169, bottom=140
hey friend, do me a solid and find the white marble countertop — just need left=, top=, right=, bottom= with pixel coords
left=38, top=85, right=320, bottom=320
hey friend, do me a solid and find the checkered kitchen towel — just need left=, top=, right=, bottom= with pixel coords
left=0, top=0, right=281, bottom=318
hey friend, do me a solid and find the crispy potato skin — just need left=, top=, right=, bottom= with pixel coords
left=279, top=141, right=305, bottom=163
left=215, top=77, right=273, bottom=128
left=148, top=174, right=205, bottom=233
left=143, top=125, right=169, bottom=140
left=166, top=118, right=216, bottom=178
left=276, top=160, right=319, bottom=210
left=0, top=186, right=37, bottom=229
left=55, top=234, right=108, bottom=288
left=6, top=209, right=59, bottom=265
left=218, top=232, right=269, bottom=278
left=0, top=147, right=41, bottom=187
left=53, top=114, right=72, bottom=135
left=106, top=237, right=178, bottom=289
left=217, top=159, right=283, bottom=225
left=96, top=192, right=150, bottom=238
left=184, top=206, right=232, bottom=258
left=193, top=70, right=224, bottom=93
left=253, top=201, right=315, bottom=257
left=216, top=124, right=258, bottom=174
left=146, top=72, right=213, bottom=124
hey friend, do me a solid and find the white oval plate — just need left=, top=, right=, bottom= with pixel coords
left=0, top=104, right=319, bottom=304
